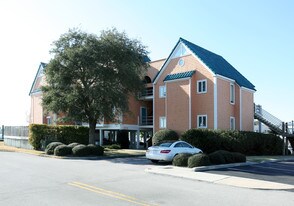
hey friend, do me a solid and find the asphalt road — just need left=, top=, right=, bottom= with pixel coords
left=204, top=160, right=294, bottom=186
left=1, top=151, right=294, bottom=206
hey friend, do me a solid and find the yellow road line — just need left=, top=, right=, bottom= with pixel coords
left=68, top=182, right=157, bottom=206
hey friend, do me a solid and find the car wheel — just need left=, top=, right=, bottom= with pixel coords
left=151, top=160, right=159, bottom=163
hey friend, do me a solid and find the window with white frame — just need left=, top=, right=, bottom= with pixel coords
left=230, top=116, right=235, bottom=130
left=197, top=115, right=207, bottom=128
left=159, top=85, right=166, bottom=98
left=230, top=83, right=235, bottom=104
left=159, top=116, right=166, bottom=128
left=46, top=116, right=51, bottom=125
left=197, top=79, right=207, bottom=93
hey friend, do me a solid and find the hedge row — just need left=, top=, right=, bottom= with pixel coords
left=172, top=150, right=246, bottom=168
left=29, top=124, right=89, bottom=150
left=45, top=142, right=104, bottom=157
left=152, top=129, right=179, bottom=145
left=181, top=129, right=283, bottom=155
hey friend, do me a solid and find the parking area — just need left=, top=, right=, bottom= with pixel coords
left=204, top=160, right=294, bottom=186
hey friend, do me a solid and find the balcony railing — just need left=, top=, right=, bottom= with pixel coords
left=138, top=87, right=153, bottom=100
left=140, top=116, right=153, bottom=126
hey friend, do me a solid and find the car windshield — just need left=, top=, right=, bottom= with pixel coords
left=155, top=142, right=173, bottom=147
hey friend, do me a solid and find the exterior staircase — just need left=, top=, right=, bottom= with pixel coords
left=254, top=104, right=294, bottom=154
left=254, top=104, right=285, bottom=135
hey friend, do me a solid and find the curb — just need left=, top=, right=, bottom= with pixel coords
left=192, top=161, right=258, bottom=172
left=0, top=147, right=145, bottom=160
left=38, top=153, right=145, bottom=160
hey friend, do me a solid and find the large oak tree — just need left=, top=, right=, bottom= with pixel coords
left=42, top=28, right=148, bottom=144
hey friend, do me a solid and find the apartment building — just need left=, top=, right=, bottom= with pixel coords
left=29, top=38, right=255, bottom=148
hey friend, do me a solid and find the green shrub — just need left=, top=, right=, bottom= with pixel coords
left=188, top=154, right=211, bottom=168
left=54, top=145, right=72, bottom=156
left=208, top=151, right=226, bottom=165
left=181, top=129, right=283, bottom=155
left=172, top=153, right=193, bottom=167
left=208, top=150, right=246, bottom=165
left=45, top=142, right=64, bottom=155
left=217, top=150, right=235, bottom=163
left=29, top=124, right=55, bottom=150
left=104, top=144, right=121, bottom=149
left=232, top=152, right=246, bottom=163
left=152, top=129, right=179, bottom=145
left=72, top=144, right=90, bottom=156
left=68, top=142, right=80, bottom=149
left=181, top=129, right=220, bottom=153
left=87, top=144, right=104, bottom=156
left=29, top=124, right=89, bottom=150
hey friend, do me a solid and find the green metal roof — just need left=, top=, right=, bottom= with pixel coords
left=180, top=38, right=255, bottom=90
left=164, top=70, right=196, bottom=82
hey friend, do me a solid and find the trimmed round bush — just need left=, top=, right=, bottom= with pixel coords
left=72, top=144, right=91, bottom=156
left=152, top=129, right=179, bottom=145
left=68, top=142, right=80, bottom=149
left=218, top=150, right=235, bottom=163
left=208, top=150, right=246, bottom=165
left=87, top=144, right=104, bottom=156
left=232, top=152, right=246, bottom=163
left=172, top=153, right=193, bottom=167
left=106, top=144, right=121, bottom=149
left=45, top=142, right=63, bottom=155
left=208, top=151, right=226, bottom=165
left=188, top=154, right=211, bottom=168
left=54, top=145, right=72, bottom=156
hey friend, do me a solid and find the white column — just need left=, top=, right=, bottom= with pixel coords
left=99, top=129, right=103, bottom=146
left=189, top=78, right=191, bottom=129
left=136, top=130, right=140, bottom=149
left=239, top=88, right=242, bottom=131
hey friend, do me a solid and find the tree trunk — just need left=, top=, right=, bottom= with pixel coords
left=89, top=119, right=97, bottom=144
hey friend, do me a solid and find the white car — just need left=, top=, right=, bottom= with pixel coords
left=146, top=140, right=202, bottom=163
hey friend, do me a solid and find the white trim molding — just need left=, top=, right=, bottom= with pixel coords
left=240, top=86, right=256, bottom=93
left=215, top=74, right=235, bottom=83
left=239, top=87, right=242, bottom=131
left=189, top=79, right=192, bottom=129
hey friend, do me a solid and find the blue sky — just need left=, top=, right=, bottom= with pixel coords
left=0, top=0, right=293, bottom=125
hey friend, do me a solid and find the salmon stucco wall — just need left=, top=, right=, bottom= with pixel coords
left=154, top=54, right=215, bottom=133
left=166, top=80, right=190, bottom=134
left=241, top=89, right=254, bottom=131
left=217, top=78, right=240, bottom=130
left=122, top=96, right=152, bottom=125
left=190, top=58, right=214, bottom=129
left=30, top=94, right=43, bottom=124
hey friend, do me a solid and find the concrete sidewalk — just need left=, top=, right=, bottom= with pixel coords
left=145, top=156, right=294, bottom=190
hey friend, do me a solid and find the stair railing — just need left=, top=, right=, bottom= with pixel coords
left=254, top=104, right=283, bottom=131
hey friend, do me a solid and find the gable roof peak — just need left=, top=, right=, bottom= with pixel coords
left=178, top=38, right=255, bottom=91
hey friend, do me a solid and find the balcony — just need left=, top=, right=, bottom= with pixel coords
left=138, top=87, right=153, bottom=100
left=140, top=116, right=153, bottom=126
